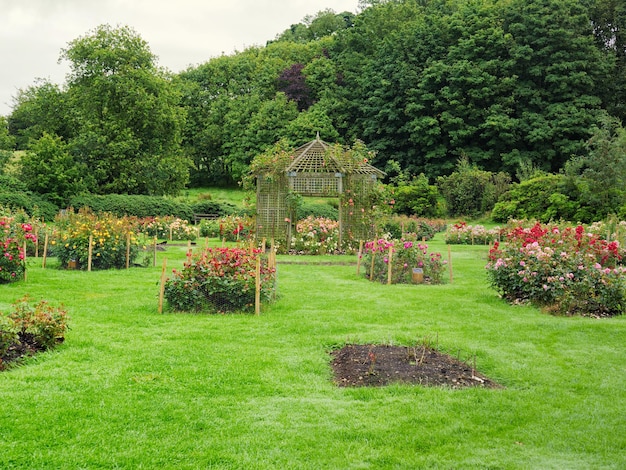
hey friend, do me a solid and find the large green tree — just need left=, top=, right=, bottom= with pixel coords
left=61, top=24, right=189, bottom=195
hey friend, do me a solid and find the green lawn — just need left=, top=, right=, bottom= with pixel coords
left=0, top=236, right=624, bottom=469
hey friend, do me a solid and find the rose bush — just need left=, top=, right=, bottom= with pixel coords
left=362, top=235, right=446, bottom=284
left=0, top=215, right=36, bottom=283
left=164, top=247, right=276, bottom=313
left=291, top=216, right=340, bottom=255
left=445, top=221, right=501, bottom=245
left=54, top=209, right=146, bottom=270
left=486, top=221, right=626, bottom=317
left=140, top=216, right=197, bottom=241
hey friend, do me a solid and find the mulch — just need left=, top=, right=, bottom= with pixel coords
left=330, top=344, right=502, bottom=388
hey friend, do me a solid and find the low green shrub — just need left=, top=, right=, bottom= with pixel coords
left=164, top=247, right=275, bottom=313
left=190, top=200, right=237, bottom=218
left=0, top=192, right=58, bottom=221
left=379, top=216, right=445, bottom=241
left=296, top=202, right=339, bottom=221
left=7, top=296, right=70, bottom=350
left=69, top=194, right=194, bottom=220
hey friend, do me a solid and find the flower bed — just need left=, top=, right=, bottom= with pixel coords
left=164, top=247, right=276, bottom=313
left=362, top=236, right=446, bottom=284
left=291, top=216, right=340, bottom=255
left=54, top=209, right=146, bottom=270
left=486, top=221, right=626, bottom=317
left=199, top=215, right=255, bottom=242
left=445, top=221, right=501, bottom=245
left=140, top=216, right=197, bottom=241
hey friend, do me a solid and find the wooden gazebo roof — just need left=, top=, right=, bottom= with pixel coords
left=286, top=134, right=385, bottom=178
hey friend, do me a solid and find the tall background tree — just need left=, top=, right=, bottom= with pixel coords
left=60, top=24, right=189, bottom=195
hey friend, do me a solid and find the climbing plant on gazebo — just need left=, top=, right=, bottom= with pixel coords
left=247, top=136, right=385, bottom=251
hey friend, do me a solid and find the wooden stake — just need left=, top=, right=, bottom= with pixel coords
left=23, top=241, right=27, bottom=282
left=387, top=246, right=393, bottom=285
left=356, top=240, right=363, bottom=275
left=158, top=257, right=168, bottom=314
left=255, top=254, right=261, bottom=315
left=153, top=237, right=157, bottom=267
left=448, top=244, right=453, bottom=284
left=87, top=234, right=93, bottom=272
left=125, top=232, right=131, bottom=269
left=42, top=233, right=49, bottom=269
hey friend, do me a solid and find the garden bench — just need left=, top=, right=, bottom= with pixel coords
left=193, top=213, right=220, bottom=224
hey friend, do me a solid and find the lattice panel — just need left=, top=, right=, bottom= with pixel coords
left=289, top=173, right=341, bottom=196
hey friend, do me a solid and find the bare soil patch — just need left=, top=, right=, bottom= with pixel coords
left=331, top=344, right=502, bottom=388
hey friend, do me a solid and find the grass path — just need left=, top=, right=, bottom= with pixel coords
left=0, top=237, right=624, bottom=469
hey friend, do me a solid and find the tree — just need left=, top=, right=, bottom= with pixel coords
left=8, top=80, right=70, bottom=150
left=19, top=133, right=90, bottom=207
left=0, top=116, right=15, bottom=151
left=60, top=24, right=189, bottom=195
left=563, top=114, right=626, bottom=221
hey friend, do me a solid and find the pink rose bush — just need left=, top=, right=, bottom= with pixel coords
left=445, top=221, right=502, bottom=245
left=0, top=216, right=37, bottom=283
left=486, top=222, right=625, bottom=317
left=291, top=216, right=340, bottom=254
left=362, top=235, right=446, bottom=284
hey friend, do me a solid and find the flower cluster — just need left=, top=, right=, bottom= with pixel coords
left=486, top=221, right=626, bottom=317
left=164, top=247, right=276, bottom=313
left=140, top=216, right=197, bottom=241
left=291, top=216, right=340, bottom=254
left=0, top=216, right=37, bottom=283
left=362, top=235, right=446, bottom=284
left=54, top=209, right=145, bottom=270
left=445, top=221, right=501, bottom=245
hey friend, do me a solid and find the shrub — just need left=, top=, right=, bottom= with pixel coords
left=386, top=174, right=444, bottom=218
left=0, top=315, right=18, bottom=359
left=164, top=247, right=276, bottom=313
left=54, top=209, right=146, bottom=270
left=69, top=194, right=194, bottom=220
left=0, top=216, right=37, bottom=283
left=486, top=221, right=626, bottom=317
left=491, top=174, right=576, bottom=223
left=190, top=200, right=237, bottom=218
left=437, top=158, right=507, bottom=217
left=379, top=216, right=445, bottom=241
left=362, top=236, right=446, bottom=284
left=296, top=202, right=339, bottom=221
left=7, top=296, right=70, bottom=350
left=0, top=192, right=58, bottom=221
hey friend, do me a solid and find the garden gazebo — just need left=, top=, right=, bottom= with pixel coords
left=255, top=134, right=385, bottom=248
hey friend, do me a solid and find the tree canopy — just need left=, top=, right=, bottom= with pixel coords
left=4, top=1, right=626, bottom=212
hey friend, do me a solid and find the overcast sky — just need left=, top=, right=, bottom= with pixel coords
left=0, top=0, right=360, bottom=116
